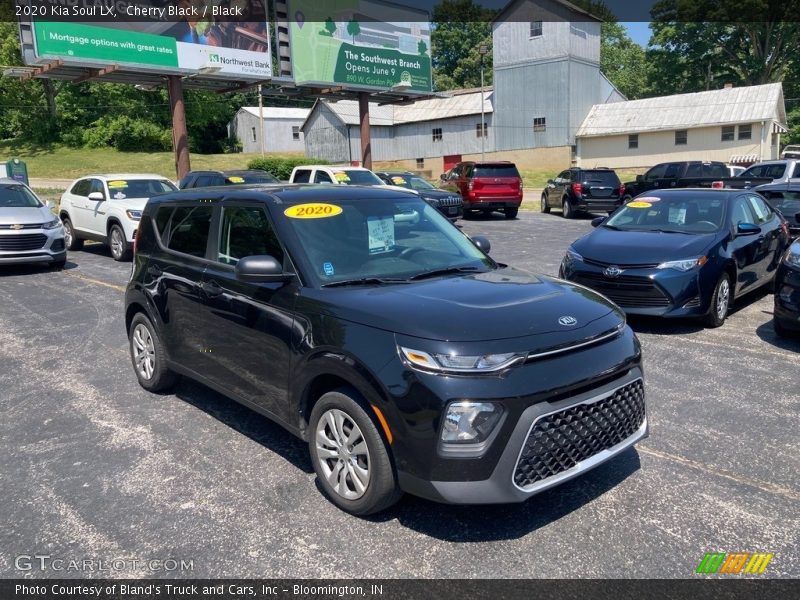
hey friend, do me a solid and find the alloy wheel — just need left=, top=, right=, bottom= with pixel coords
left=63, top=222, right=73, bottom=247
left=132, top=323, right=156, bottom=380
left=110, top=228, right=124, bottom=259
left=315, top=408, right=371, bottom=500
left=716, top=278, right=730, bottom=321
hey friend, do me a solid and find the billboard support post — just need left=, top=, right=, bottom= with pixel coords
left=359, top=92, right=372, bottom=169
left=168, top=75, right=191, bottom=180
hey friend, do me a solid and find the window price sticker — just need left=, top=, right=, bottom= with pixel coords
left=367, top=216, right=395, bottom=254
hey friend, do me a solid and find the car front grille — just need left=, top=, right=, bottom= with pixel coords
left=0, top=234, right=48, bottom=251
left=572, top=273, right=670, bottom=307
left=514, top=379, right=646, bottom=490
left=583, top=258, right=659, bottom=269
left=0, top=223, right=43, bottom=230
left=436, top=196, right=462, bottom=207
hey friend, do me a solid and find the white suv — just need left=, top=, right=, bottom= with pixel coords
left=60, top=174, right=177, bottom=261
left=289, top=165, right=391, bottom=187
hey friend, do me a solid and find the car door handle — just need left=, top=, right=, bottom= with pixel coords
left=201, top=281, right=223, bottom=297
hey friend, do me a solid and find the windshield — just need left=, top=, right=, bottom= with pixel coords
left=0, top=184, right=42, bottom=207
left=386, top=174, right=436, bottom=190
left=229, top=172, right=278, bottom=184
left=605, top=194, right=725, bottom=233
left=279, top=196, right=494, bottom=284
left=741, top=164, right=787, bottom=180
left=333, top=170, right=383, bottom=185
left=107, top=179, right=177, bottom=199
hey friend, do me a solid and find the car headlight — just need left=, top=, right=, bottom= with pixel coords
left=442, top=401, right=504, bottom=443
left=784, top=245, right=800, bottom=268
left=656, top=256, right=708, bottom=271
left=42, top=218, right=61, bottom=230
left=565, top=247, right=583, bottom=264
left=399, top=346, right=525, bottom=373
left=126, top=209, right=142, bottom=220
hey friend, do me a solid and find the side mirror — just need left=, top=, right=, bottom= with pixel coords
left=235, top=255, right=292, bottom=283
left=88, top=191, right=105, bottom=201
left=635, top=175, right=644, bottom=184
left=44, top=200, right=53, bottom=209
left=591, top=217, right=605, bottom=228
left=471, top=235, right=491, bottom=254
left=736, top=222, right=760, bottom=236
left=547, top=179, right=554, bottom=185
left=439, top=173, right=446, bottom=181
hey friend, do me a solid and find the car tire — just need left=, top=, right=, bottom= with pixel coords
left=62, top=218, right=83, bottom=251
left=703, top=273, right=731, bottom=328
left=504, top=207, right=519, bottom=219
left=51, top=254, right=67, bottom=270
left=128, top=313, right=178, bottom=393
left=109, top=224, right=132, bottom=262
left=541, top=194, right=551, bottom=214
left=562, top=197, right=574, bottom=219
left=309, top=388, right=401, bottom=516
left=773, top=318, right=795, bottom=338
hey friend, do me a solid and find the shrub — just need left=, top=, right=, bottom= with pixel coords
left=81, top=116, right=172, bottom=152
left=247, top=156, right=328, bottom=181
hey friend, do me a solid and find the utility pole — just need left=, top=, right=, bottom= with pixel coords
left=359, top=92, right=371, bottom=169
left=479, top=45, right=489, bottom=161
left=167, top=75, right=191, bottom=180
left=258, top=84, right=265, bottom=156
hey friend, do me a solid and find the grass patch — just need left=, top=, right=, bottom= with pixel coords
left=519, top=168, right=643, bottom=190
left=0, top=141, right=303, bottom=181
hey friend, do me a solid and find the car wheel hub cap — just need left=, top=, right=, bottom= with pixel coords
left=717, top=280, right=730, bottom=319
left=111, top=230, right=123, bottom=257
left=132, top=324, right=156, bottom=380
left=315, top=408, right=370, bottom=500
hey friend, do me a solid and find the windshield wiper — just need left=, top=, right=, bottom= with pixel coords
left=602, top=223, right=622, bottom=230
left=322, top=277, right=409, bottom=288
left=649, top=228, right=694, bottom=234
left=407, top=266, right=485, bottom=281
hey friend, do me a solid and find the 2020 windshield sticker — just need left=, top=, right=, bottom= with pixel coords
left=284, top=203, right=343, bottom=219
left=107, top=180, right=128, bottom=189
left=627, top=201, right=652, bottom=208
left=368, top=216, right=395, bottom=254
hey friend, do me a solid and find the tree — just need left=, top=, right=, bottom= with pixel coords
left=600, top=21, right=650, bottom=99
left=430, top=0, right=498, bottom=90
left=322, top=17, right=336, bottom=37
left=346, top=17, right=360, bottom=44
left=418, top=39, right=428, bottom=56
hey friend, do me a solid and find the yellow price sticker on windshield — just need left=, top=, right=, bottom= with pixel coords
left=333, top=171, right=351, bottom=182
left=107, top=180, right=128, bottom=188
left=391, top=176, right=407, bottom=185
left=227, top=176, right=245, bottom=183
left=284, top=203, right=343, bottom=219
left=627, top=201, right=652, bottom=208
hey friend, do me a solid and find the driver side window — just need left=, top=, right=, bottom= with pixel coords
left=645, top=164, right=667, bottom=181
left=314, top=171, right=333, bottom=184
left=730, top=197, right=756, bottom=226
left=90, top=179, right=106, bottom=198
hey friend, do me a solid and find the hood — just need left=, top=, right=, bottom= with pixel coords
left=305, top=267, right=623, bottom=342
left=417, top=189, right=461, bottom=200
left=574, top=227, right=719, bottom=265
left=0, top=205, right=54, bottom=225
left=106, top=197, right=150, bottom=211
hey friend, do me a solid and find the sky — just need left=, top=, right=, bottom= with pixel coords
left=622, top=22, right=652, bottom=47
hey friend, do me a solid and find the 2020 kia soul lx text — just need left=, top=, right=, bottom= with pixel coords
left=125, top=185, right=648, bottom=515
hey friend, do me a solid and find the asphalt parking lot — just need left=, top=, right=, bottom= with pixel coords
left=1, top=209, right=798, bottom=579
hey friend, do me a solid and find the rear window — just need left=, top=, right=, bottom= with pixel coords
left=741, top=164, right=787, bottom=180
left=154, top=205, right=213, bottom=258
left=472, top=165, right=520, bottom=178
left=580, top=170, right=619, bottom=185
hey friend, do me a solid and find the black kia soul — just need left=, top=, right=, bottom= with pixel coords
left=125, top=185, right=647, bottom=515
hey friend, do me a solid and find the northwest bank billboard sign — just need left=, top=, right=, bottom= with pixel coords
left=26, top=0, right=272, bottom=79
left=288, top=0, right=432, bottom=93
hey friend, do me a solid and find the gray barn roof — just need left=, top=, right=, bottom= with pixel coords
left=576, top=83, right=786, bottom=138
left=302, top=88, right=493, bottom=130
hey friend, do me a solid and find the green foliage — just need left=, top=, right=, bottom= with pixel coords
left=600, top=21, right=650, bottom=99
left=247, top=156, right=329, bottom=180
left=431, top=0, right=497, bottom=90
left=418, top=40, right=428, bottom=56
left=81, top=116, right=172, bottom=151
left=323, top=17, right=336, bottom=37
left=347, top=18, right=361, bottom=42
left=785, top=107, right=800, bottom=147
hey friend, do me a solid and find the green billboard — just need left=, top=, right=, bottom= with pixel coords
left=289, top=0, right=431, bottom=92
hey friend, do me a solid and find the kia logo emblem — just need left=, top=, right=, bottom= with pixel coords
left=558, top=316, right=578, bottom=326
left=604, top=265, right=623, bottom=278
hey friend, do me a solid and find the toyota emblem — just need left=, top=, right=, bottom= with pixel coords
left=558, top=316, right=578, bottom=326
left=604, top=265, right=623, bottom=278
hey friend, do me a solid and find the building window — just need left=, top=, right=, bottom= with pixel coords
left=530, top=21, right=542, bottom=38
left=738, top=123, right=752, bottom=140
left=721, top=125, right=735, bottom=142
left=416, top=158, right=424, bottom=169
left=476, top=122, right=487, bottom=138
left=292, top=126, right=300, bottom=141
left=533, top=117, right=546, bottom=133
left=628, top=134, right=639, bottom=149
left=675, top=130, right=687, bottom=145
left=251, top=127, right=257, bottom=142
left=432, top=128, right=443, bottom=142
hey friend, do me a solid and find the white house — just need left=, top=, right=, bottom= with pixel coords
left=576, top=83, right=788, bottom=169
left=229, top=106, right=310, bottom=154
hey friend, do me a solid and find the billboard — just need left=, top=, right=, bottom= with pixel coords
left=27, top=0, right=271, bottom=80
left=288, top=0, right=431, bottom=93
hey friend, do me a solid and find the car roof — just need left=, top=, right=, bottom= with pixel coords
left=79, top=173, right=168, bottom=180
left=638, top=188, right=740, bottom=199
left=377, top=171, right=415, bottom=176
left=146, top=183, right=417, bottom=208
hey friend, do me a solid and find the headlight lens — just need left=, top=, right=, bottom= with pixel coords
left=785, top=248, right=800, bottom=268
left=442, top=401, right=503, bottom=443
left=42, top=218, right=61, bottom=230
left=126, top=209, right=142, bottom=220
left=565, top=247, right=583, bottom=264
left=399, top=346, right=525, bottom=373
left=656, top=256, right=708, bottom=271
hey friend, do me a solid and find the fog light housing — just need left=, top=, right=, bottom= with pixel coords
left=442, top=401, right=503, bottom=443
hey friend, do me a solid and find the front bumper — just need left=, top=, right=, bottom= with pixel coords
left=561, top=259, right=713, bottom=317
left=0, top=226, right=66, bottom=265
left=398, top=369, right=647, bottom=504
left=774, top=263, right=800, bottom=331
